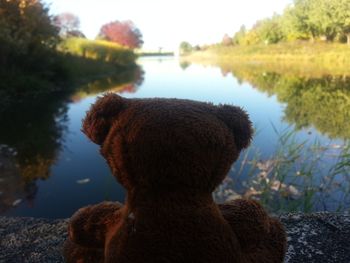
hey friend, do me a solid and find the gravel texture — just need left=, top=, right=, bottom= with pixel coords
left=0, top=217, right=68, bottom=263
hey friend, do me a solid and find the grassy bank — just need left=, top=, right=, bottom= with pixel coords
left=1, top=37, right=138, bottom=107
left=59, top=38, right=136, bottom=66
left=185, top=42, right=350, bottom=76
left=57, top=37, right=138, bottom=84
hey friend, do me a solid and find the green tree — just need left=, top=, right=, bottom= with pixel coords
left=0, top=0, right=59, bottom=67
left=282, top=0, right=341, bottom=42
left=290, top=0, right=321, bottom=41
left=179, top=41, right=193, bottom=54
left=240, top=29, right=260, bottom=45
left=235, top=16, right=285, bottom=45
left=256, top=16, right=285, bottom=44
left=281, top=5, right=310, bottom=40
left=232, top=25, right=246, bottom=45
left=333, top=0, right=350, bottom=44
left=307, top=0, right=338, bottom=41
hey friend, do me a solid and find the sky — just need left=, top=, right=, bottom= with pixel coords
left=45, top=0, right=293, bottom=50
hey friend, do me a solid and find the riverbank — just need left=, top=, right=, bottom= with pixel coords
left=1, top=212, right=350, bottom=262
left=0, top=37, right=138, bottom=108
left=184, top=42, right=350, bottom=76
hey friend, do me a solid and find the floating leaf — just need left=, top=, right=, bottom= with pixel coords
left=12, top=199, right=22, bottom=206
left=76, top=178, right=90, bottom=184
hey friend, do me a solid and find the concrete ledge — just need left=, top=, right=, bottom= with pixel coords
left=1, top=213, right=350, bottom=262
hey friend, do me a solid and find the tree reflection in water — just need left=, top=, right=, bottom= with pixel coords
left=0, top=90, right=68, bottom=213
left=0, top=66, right=143, bottom=214
left=221, top=63, right=350, bottom=140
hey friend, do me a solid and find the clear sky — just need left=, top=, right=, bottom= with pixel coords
left=45, top=0, right=292, bottom=50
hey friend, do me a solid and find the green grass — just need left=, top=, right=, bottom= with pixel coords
left=214, top=126, right=350, bottom=213
left=58, top=37, right=137, bottom=66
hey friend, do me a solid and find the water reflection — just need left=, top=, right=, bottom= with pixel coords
left=0, top=94, right=68, bottom=212
left=214, top=63, right=350, bottom=140
left=0, top=66, right=143, bottom=214
left=0, top=146, right=38, bottom=213
left=179, top=61, right=191, bottom=70
left=2, top=58, right=349, bottom=216
left=71, top=67, right=144, bottom=102
left=197, top=62, right=350, bottom=212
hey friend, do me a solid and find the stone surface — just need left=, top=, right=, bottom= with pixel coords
left=0, top=217, right=68, bottom=263
left=280, top=212, right=350, bottom=263
left=0, top=213, right=350, bottom=262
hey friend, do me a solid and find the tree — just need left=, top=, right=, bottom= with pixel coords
left=98, top=20, right=143, bottom=49
left=179, top=41, right=193, bottom=54
left=284, top=0, right=338, bottom=42
left=307, top=0, right=338, bottom=41
left=255, top=16, right=285, bottom=44
left=0, top=0, right=59, bottom=66
left=280, top=6, right=306, bottom=41
left=221, top=34, right=232, bottom=46
left=333, top=0, right=350, bottom=45
left=232, top=25, right=246, bottom=45
left=52, top=12, right=81, bottom=38
left=285, top=0, right=321, bottom=42
left=240, top=29, right=260, bottom=45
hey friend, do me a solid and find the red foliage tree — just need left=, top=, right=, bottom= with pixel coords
left=98, top=20, right=143, bottom=49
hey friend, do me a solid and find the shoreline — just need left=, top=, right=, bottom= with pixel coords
left=183, top=42, right=350, bottom=77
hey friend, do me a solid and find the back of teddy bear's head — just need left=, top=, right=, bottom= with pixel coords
left=82, top=94, right=253, bottom=193
left=82, top=93, right=126, bottom=145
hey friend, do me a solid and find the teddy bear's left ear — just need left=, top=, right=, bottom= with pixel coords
left=216, top=105, right=253, bottom=151
left=82, top=93, right=126, bottom=145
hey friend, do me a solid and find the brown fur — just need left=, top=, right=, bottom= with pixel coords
left=64, top=94, right=286, bottom=263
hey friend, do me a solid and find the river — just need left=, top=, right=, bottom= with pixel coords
left=1, top=56, right=349, bottom=218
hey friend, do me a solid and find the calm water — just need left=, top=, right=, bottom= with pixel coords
left=1, top=57, right=349, bottom=218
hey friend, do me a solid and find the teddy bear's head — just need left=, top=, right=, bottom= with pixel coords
left=83, top=94, right=252, bottom=195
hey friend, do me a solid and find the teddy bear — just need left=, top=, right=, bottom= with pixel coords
left=63, top=93, right=287, bottom=263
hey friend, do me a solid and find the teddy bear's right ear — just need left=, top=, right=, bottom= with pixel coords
left=82, top=93, right=126, bottom=145
left=216, top=104, right=253, bottom=151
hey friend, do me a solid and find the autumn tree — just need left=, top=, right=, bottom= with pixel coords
left=98, top=20, right=143, bottom=49
left=221, top=34, right=232, bottom=46
left=52, top=12, right=82, bottom=38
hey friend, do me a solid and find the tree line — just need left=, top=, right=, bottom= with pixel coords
left=226, top=0, right=350, bottom=46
